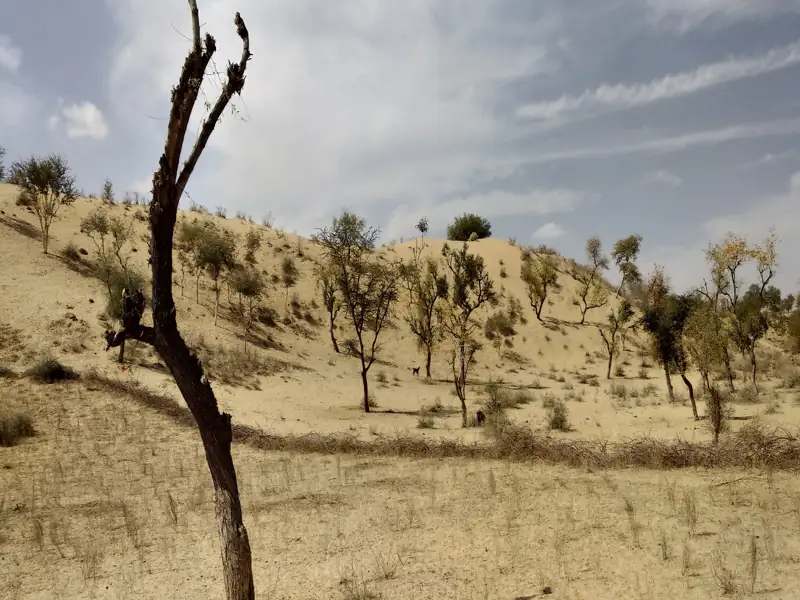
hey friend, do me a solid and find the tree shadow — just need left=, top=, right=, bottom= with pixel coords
left=0, top=214, right=40, bottom=241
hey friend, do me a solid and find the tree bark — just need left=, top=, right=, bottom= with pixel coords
left=664, top=364, right=675, bottom=403
left=361, top=368, right=370, bottom=413
left=748, top=348, right=759, bottom=393
left=425, top=347, right=432, bottom=379
left=103, top=5, right=255, bottom=599
left=118, top=338, right=126, bottom=364
left=722, top=346, right=735, bottom=392
left=328, top=316, right=340, bottom=353
left=606, top=352, right=613, bottom=379
left=680, top=371, right=698, bottom=420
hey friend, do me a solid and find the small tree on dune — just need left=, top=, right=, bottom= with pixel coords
left=8, top=154, right=78, bottom=253
left=315, top=261, right=341, bottom=353
left=280, top=255, right=299, bottom=312
left=597, top=299, right=634, bottom=379
left=440, top=242, right=497, bottom=427
left=571, top=235, right=610, bottom=324
left=611, top=233, right=643, bottom=296
left=520, top=252, right=560, bottom=322
left=196, top=225, right=237, bottom=325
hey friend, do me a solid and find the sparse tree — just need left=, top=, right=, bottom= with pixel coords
left=243, top=228, right=262, bottom=266
left=312, top=212, right=400, bottom=412
left=315, top=261, right=341, bottom=353
left=0, top=146, right=6, bottom=180
left=571, top=235, right=610, bottom=324
left=102, top=178, right=115, bottom=203
left=415, top=216, right=429, bottom=237
left=280, top=255, right=299, bottom=312
left=400, top=247, right=448, bottom=379
left=196, top=225, right=237, bottom=326
left=684, top=302, right=725, bottom=393
left=706, top=231, right=778, bottom=392
left=597, top=299, right=634, bottom=379
left=520, top=252, right=560, bottom=321
left=440, top=242, right=497, bottom=427
left=176, top=221, right=204, bottom=301
left=611, top=234, right=643, bottom=296
left=102, top=3, right=256, bottom=597
left=8, top=154, right=78, bottom=253
left=229, top=266, right=265, bottom=351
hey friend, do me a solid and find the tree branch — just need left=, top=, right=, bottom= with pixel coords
left=177, top=12, right=251, bottom=195
left=188, top=0, right=202, bottom=55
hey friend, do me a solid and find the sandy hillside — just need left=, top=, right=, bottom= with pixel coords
left=2, top=182, right=800, bottom=599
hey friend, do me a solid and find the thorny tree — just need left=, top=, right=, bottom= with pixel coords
left=9, top=154, right=78, bottom=253
left=312, top=212, right=399, bottom=412
left=597, top=299, right=634, bottom=379
left=399, top=217, right=448, bottom=378
left=571, top=235, right=610, bottom=324
left=441, top=242, right=497, bottom=427
left=611, top=234, right=643, bottom=296
left=520, top=251, right=560, bottom=322
left=705, top=231, right=778, bottom=392
left=103, top=2, right=256, bottom=598
left=315, top=261, right=341, bottom=353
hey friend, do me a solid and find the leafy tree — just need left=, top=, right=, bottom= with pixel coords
left=446, top=213, right=492, bottom=242
left=8, top=154, right=78, bottom=253
left=0, top=146, right=5, bottom=180
left=176, top=220, right=205, bottom=300
left=415, top=216, right=429, bottom=237
left=611, top=234, right=643, bottom=296
left=706, top=231, right=777, bottom=392
left=196, top=224, right=237, bottom=325
left=102, top=178, right=115, bottom=203
left=440, top=242, right=497, bottom=427
left=571, top=235, right=610, bottom=324
left=315, top=261, right=341, bottom=353
left=312, top=211, right=400, bottom=412
left=520, top=252, right=560, bottom=321
left=597, top=299, right=634, bottom=379
left=229, top=266, right=265, bottom=351
left=684, top=302, right=725, bottom=393
left=788, top=305, right=800, bottom=353
left=280, top=255, right=299, bottom=311
left=400, top=246, right=448, bottom=379
left=102, top=4, right=257, bottom=597
left=243, top=228, right=262, bottom=266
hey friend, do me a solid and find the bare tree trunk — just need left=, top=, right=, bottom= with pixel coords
left=664, top=364, right=675, bottom=403
left=680, top=371, right=698, bottom=420
left=361, top=368, right=370, bottom=412
left=425, top=347, right=432, bottom=379
left=118, top=339, right=126, bottom=364
left=328, top=316, right=340, bottom=353
left=103, top=5, right=255, bottom=599
left=748, top=348, right=759, bottom=393
left=722, top=346, right=735, bottom=392
left=606, top=352, right=613, bottom=379
left=214, top=288, right=220, bottom=326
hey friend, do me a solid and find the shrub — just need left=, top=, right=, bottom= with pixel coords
left=614, top=365, right=626, bottom=377
left=0, top=412, right=35, bottom=446
left=546, top=399, right=570, bottom=431
left=610, top=382, right=628, bottom=399
left=61, top=241, right=82, bottom=262
left=0, top=365, right=16, bottom=379
left=376, top=371, right=388, bottom=384
left=417, top=409, right=435, bottom=429
left=446, top=213, right=492, bottom=242
left=99, top=265, right=148, bottom=322
left=638, top=367, right=649, bottom=379
left=24, top=358, right=78, bottom=383
left=484, top=311, right=516, bottom=340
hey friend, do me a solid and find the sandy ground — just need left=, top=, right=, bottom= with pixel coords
left=2, top=183, right=800, bottom=598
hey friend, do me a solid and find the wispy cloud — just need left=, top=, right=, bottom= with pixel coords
left=532, top=222, right=565, bottom=241
left=643, top=0, right=800, bottom=32
left=643, top=169, right=683, bottom=187
left=744, top=149, right=799, bottom=168
left=0, top=35, right=22, bottom=73
left=518, top=39, right=800, bottom=121
left=525, top=117, right=800, bottom=164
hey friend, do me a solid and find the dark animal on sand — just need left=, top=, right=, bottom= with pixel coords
left=476, top=410, right=485, bottom=427
left=411, top=366, right=420, bottom=376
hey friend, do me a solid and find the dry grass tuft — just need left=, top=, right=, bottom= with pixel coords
left=0, top=411, right=35, bottom=446
left=23, top=358, right=79, bottom=383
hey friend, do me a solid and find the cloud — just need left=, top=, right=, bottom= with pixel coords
left=0, top=82, right=35, bottom=127
left=647, top=170, right=800, bottom=292
left=643, top=169, right=683, bottom=187
left=49, top=101, right=109, bottom=140
left=532, top=222, right=565, bottom=241
left=643, top=0, right=800, bottom=31
left=105, top=1, right=570, bottom=234
left=517, top=39, right=800, bottom=121
left=745, top=149, right=799, bottom=168
left=0, top=35, right=22, bottom=73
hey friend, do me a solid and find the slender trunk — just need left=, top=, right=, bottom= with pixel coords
left=749, top=348, right=759, bottom=393
left=535, top=302, right=544, bottom=322
left=458, top=342, right=468, bottom=428
left=425, top=347, right=432, bottom=379
left=361, top=369, right=370, bottom=412
left=664, top=363, right=675, bottom=403
left=722, top=346, right=735, bottom=392
left=606, top=350, right=613, bottom=379
left=680, top=371, right=698, bottom=420
left=118, top=339, right=126, bottom=364
left=328, top=316, right=340, bottom=353
left=42, top=225, right=50, bottom=254
left=579, top=306, right=587, bottom=325
left=214, top=287, right=220, bottom=326
left=701, top=370, right=711, bottom=394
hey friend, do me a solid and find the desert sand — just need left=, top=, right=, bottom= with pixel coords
left=2, top=182, right=800, bottom=599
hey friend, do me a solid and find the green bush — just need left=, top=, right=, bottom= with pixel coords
left=97, top=264, right=148, bottom=321
left=446, top=213, right=492, bottom=242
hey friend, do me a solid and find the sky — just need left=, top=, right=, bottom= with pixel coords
left=2, top=0, right=800, bottom=293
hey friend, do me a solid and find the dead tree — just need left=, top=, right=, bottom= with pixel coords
left=103, top=3, right=255, bottom=598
